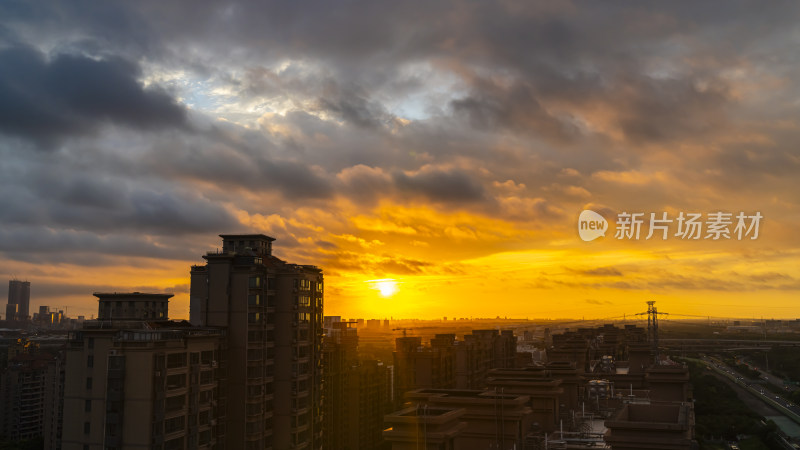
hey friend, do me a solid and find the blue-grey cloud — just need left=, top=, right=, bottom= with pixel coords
left=0, top=44, right=185, bottom=148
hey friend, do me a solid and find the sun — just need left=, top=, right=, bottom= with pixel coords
left=368, top=279, right=398, bottom=297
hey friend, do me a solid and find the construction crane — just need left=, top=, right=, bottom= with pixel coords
left=392, top=328, right=413, bottom=337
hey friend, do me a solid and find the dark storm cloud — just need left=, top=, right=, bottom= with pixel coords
left=0, top=227, right=194, bottom=261
left=0, top=165, right=238, bottom=235
left=0, top=44, right=185, bottom=147
left=615, top=76, right=730, bottom=143
left=392, top=167, right=486, bottom=203
left=451, top=80, right=579, bottom=141
left=144, top=125, right=336, bottom=200
left=316, top=89, right=393, bottom=129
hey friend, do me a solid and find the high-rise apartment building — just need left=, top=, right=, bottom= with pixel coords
left=7, top=280, right=31, bottom=321
left=190, top=234, right=324, bottom=450
left=322, top=321, right=391, bottom=450
left=392, top=330, right=518, bottom=405
left=0, top=346, right=64, bottom=448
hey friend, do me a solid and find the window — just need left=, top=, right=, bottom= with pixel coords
left=84, top=400, right=91, bottom=412
left=199, top=430, right=211, bottom=445
left=190, top=352, right=200, bottom=365
left=164, top=437, right=184, bottom=450
left=247, top=366, right=262, bottom=379
left=166, top=353, right=187, bottom=369
left=87, top=355, right=94, bottom=368
left=165, top=416, right=185, bottom=434
left=248, top=312, right=261, bottom=323
left=248, top=294, right=261, bottom=306
left=200, top=370, right=213, bottom=385
left=249, top=276, right=261, bottom=288
left=87, top=337, right=94, bottom=349
left=246, top=420, right=260, bottom=434
left=165, top=394, right=186, bottom=412
left=166, top=374, right=186, bottom=390
left=298, top=345, right=309, bottom=358
left=247, top=349, right=262, bottom=361
left=248, top=330, right=263, bottom=341
left=86, top=377, right=92, bottom=389
left=84, top=422, right=90, bottom=434
left=201, top=351, right=213, bottom=365
left=109, top=355, right=125, bottom=371
left=247, top=385, right=262, bottom=396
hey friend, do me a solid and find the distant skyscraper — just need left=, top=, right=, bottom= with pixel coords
left=190, top=234, right=324, bottom=450
left=7, top=280, right=31, bottom=321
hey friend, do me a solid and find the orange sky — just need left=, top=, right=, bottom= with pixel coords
left=1, top=2, right=799, bottom=321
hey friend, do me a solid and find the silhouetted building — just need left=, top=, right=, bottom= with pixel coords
left=190, top=234, right=324, bottom=450
left=7, top=280, right=31, bottom=321
left=604, top=403, right=695, bottom=449
left=0, top=346, right=63, bottom=449
left=322, top=322, right=391, bottom=449
left=5, top=303, right=17, bottom=322
left=393, top=330, right=517, bottom=405
left=403, top=389, right=535, bottom=450
left=646, top=365, right=692, bottom=403
left=62, top=295, right=225, bottom=450
left=383, top=406, right=466, bottom=450
left=485, top=367, right=563, bottom=433
left=96, top=292, right=170, bottom=320
left=455, top=330, right=516, bottom=390
left=393, top=336, right=455, bottom=404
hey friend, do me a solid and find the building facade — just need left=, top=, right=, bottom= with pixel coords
left=61, top=293, right=225, bottom=450
left=322, top=321, right=391, bottom=450
left=0, top=347, right=64, bottom=449
left=190, top=234, right=324, bottom=450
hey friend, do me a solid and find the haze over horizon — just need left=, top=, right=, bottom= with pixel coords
left=1, top=1, right=799, bottom=320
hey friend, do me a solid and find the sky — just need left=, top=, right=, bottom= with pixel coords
left=1, top=1, right=799, bottom=321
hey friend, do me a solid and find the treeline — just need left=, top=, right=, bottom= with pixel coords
left=679, top=359, right=782, bottom=449
left=746, top=348, right=800, bottom=383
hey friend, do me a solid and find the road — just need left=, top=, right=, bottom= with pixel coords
left=704, top=356, right=800, bottom=424
left=737, top=356, right=799, bottom=393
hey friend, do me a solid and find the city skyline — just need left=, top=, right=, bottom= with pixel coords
left=2, top=2, right=800, bottom=321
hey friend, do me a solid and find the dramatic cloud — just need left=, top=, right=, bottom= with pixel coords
left=1, top=0, right=799, bottom=319
left=0, top=44, right=186, bottom=147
